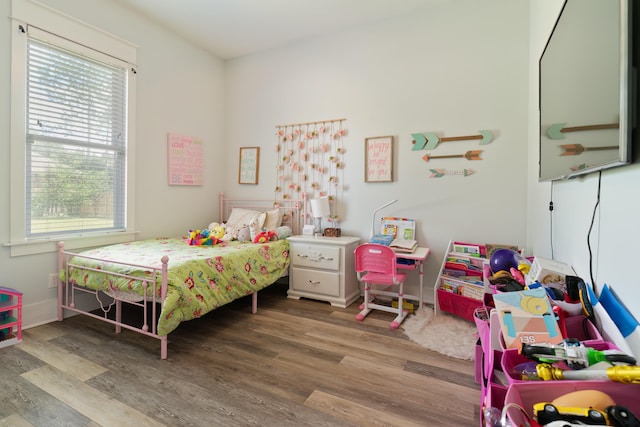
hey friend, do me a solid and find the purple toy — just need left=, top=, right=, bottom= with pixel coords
left=490, top=248, right=520, bottom=274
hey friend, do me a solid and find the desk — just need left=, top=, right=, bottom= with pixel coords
left=395, top=247, right=430, bottom=309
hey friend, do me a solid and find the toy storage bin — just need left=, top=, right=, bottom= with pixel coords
left=501, top=341, right=620, bottom=385
left=436, top=289, right=482, bottom=323
left=480, top=348, right=510, bottom=427
left=474, top=307, right=491, bottom=384
left=479, top=309, right=510, bottom=426
left=503, top=381, right=640, bottom=426
left=491, top=313, right=601, bottom=352
left=474, top=339, right=482, bottom=383
left=479, top=349, right=507, bottom=426
left=0, top=286, right=23, bottom=349
left=480, top=382, right=509, bottom=427
left=564, top=314, right=602, bottom=344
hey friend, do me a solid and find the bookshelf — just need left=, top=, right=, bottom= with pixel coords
left=434, top=240, right=487, bottom=322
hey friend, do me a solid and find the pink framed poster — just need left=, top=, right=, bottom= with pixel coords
left=167, top=133, right=203, bottom=186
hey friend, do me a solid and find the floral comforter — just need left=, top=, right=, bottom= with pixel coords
left=63, top=237, right=290, bottom=336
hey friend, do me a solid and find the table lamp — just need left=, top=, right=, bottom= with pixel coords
left=369, top=199, right=397, bottom=240
left=310, top=197, right=331, bottom=236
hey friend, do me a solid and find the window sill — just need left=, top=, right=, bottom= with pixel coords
left=5, top=231, right=138, bottom=257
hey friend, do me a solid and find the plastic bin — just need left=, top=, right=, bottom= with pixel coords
left=504, top=381, right=640, bottom=426
left=501, top=341, right=620, bottom=385
left=564, top=314, right=602, bottom=344
left=437, top=288, right=482, bottom=323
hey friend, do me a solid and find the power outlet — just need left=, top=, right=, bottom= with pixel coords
left=48, top=273, right=58, bottom=288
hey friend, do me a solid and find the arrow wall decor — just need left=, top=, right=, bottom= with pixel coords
left=412, top=130, right=493, bottom=150
left=571, top=163, right=593, bottom=172
left=429, top=168, right=474, bottom=178
left=422, top=150, right=483, bottom=161
left=560, top=144, right=618, bottom=156
left=546, top=122, right=619, bottom=140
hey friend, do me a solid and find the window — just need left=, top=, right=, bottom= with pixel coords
left=26, top=35, right=127, bottom=237
left=11, top=0, right=137, bottom=255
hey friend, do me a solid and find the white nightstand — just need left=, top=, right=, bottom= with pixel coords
left=287, top=235, right=361, bottom=308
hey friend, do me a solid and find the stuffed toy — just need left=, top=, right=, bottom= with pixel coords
left=209, top=222, right=232, bottom=241
left=236, top=226, right=251, bottom=242
left=253, top=230, right=277, bottom=243
left=187, top=229, right=220, bottom=246
left=210, top=225, right=225, bottom=240
left=249, top=219, right=262, bottom=242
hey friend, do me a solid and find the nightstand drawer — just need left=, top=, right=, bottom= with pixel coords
left=291, top=244, right=341, bottom=270
left=291, top=267, right=340, bottom=297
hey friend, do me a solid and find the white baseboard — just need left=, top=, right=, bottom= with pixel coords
left=23, top=294, right=100, bottom=330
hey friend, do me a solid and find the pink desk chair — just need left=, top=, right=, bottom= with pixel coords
left=354, top=243, right=408, bottom=329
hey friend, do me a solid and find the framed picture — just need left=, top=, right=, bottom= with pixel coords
left=365, top=136, right=393, bottom=182
left=238, top=147, right=260, bottom=184
left=167, top=133, right=204, bottom=186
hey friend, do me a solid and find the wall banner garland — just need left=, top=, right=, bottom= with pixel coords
left=275, top=118, right=347, bottom=225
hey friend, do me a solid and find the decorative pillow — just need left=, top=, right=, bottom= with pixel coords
left=225, top=208, right=266, bottom=239
left=275, top=225, right=292, bottom=239
left=262, top=208, right=282, bottom=231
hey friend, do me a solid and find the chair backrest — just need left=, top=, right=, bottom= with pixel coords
left=354, top=243, right=399, bottom=276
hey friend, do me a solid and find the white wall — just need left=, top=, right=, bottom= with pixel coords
left=0, top=0, right=225, bottom=327
left=224, top=0, right=530, bottom=302
left=528, top=2, right=640, bottom=319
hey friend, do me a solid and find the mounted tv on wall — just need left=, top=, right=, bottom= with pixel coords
left=539, top=0, right=637, bottom=181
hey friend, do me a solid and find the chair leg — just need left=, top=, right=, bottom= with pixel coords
left=356, top=284, right=372, bottom=321
left=358, top=287, right=375, bottom=310
left=390, top=312, right=408, bottom=329
left=390, top=284, right=407, bottom=329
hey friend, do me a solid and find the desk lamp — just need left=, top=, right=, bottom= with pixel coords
left=310, top=197, right=331, bottom=236
left=369, top=199, right=397, bottom=240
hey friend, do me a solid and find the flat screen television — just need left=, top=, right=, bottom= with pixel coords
left=539, top=0, right=636, bottom=181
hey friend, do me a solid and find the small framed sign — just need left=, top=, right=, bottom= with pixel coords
left=238, top=147, right=260, bottom=184
left=365, top=136, right=393, bottom=182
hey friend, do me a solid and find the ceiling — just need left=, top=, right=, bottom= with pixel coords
left=114, top=0, right=437, bottom=59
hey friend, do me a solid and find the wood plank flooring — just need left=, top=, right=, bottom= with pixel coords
left=1, top=280, right=480, bottom=426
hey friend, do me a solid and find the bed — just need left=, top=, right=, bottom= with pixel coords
left=57, top=193, right=304, bottom=359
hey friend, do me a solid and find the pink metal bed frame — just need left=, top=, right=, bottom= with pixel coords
left=57, top=193, right=304, bottom=359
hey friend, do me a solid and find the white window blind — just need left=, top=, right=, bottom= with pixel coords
left=26, top=33, right=127, bottom=238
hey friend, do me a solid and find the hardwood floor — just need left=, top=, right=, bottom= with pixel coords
left=1, top=281, right=480, bottom=426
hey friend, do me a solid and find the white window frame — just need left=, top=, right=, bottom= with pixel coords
left=9, top=0, right=138, bottom=256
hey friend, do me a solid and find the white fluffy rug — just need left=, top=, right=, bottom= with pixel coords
left=402, top=307, right=477, bottom=360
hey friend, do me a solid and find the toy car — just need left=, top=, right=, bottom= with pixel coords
left=533, top=402, right=608, bottom=426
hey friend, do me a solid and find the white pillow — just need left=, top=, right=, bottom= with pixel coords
left=225, top=208, right=266, bottom=238
left=262, top=208, right=282, bottom=231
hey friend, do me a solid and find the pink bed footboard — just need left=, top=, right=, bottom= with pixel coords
left=57, top=241, right=172, bottom=358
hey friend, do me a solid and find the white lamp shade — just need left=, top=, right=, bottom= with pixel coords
left=310, top=197, right=331, bottom=218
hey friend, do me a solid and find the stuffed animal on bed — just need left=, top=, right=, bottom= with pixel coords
left=236, top=226, right=251, bottom=242
left=209, top=223, right=226, bottom=240
left=188, top=229, right=220, bottom=246
left=209, top=222, right=233, bottom=241
left=253, top=230, right=277, bottom=243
